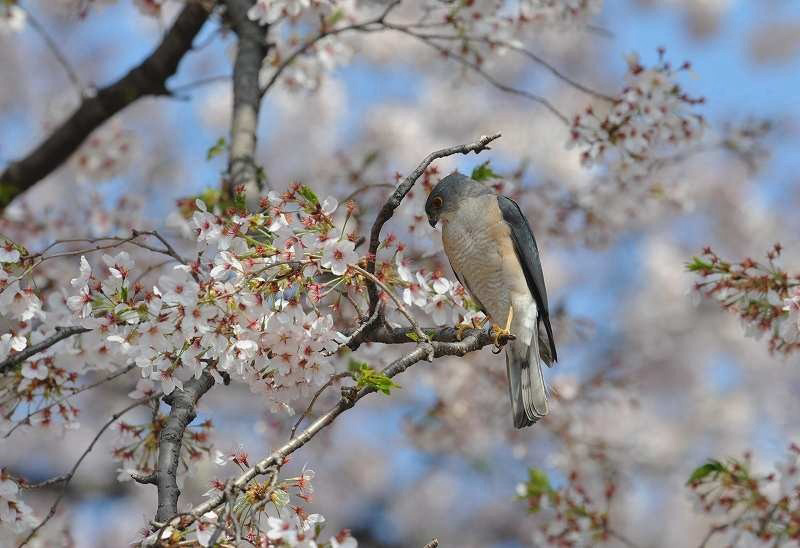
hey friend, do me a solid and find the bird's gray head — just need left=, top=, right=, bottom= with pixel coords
left=425, top=172, right=493, bottom=228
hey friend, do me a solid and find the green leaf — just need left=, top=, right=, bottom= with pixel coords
left=348, top=358, right=370, bottom=373
left=526, top=468, right=552, bottom=496
left=406, top=332, right=421, bottom=342
left=297, top=185, right=319, bottom=206
left=686, top=256, right=712, bottom=272
left=206, top=137, right=227, bottom=160
left=349, top=359, right=400, bottom=395
left=470, top=161, right=502, bottom=182
left=687, top=459, right=725, bottom=484
left=198, top=187, right=222, bottom=209
left=326, top=8, right=345, bottom=26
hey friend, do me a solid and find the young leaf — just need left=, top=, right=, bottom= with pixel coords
left=687, top=459, right=725, bottom=484
left=349, top=359, right=400, bottom=395
left=298, top=185, right=319, bottom=206
left=206, top=137, right=227, bottom=160
left=470, top=161, right=502, bottom=182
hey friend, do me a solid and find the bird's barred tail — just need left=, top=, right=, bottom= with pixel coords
left=506, top=323, right=549, bottom=429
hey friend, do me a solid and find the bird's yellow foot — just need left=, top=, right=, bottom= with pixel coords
left=454, top=322, right=471, bottom=341
left=490, top=306, right=515, bottom=352
left=490, top=324, right=514, bottom=346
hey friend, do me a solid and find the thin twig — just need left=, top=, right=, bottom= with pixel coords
left=288, top=371, right=352, bottom=440
left=0, top=326, right=89, bottom=375
left=390, top=27, right=570, bottom=124
left=18, top=5, right=85, bottom=95
left=3, top=362, right=138, bottom=438
left=351, top=264, right=429, bottom=345
left=607, top=529, right=641, bottom=548
left=386, top=25, right=615, bottom=103
left=259, top=0, right=402, bottom=96
left=169, top=74, right=232, bottom=95
left=18, top=395, right=157, bottom=547
left=134, top=229, right=187, bottom=265
left=20, top=475, right=70, bottom=490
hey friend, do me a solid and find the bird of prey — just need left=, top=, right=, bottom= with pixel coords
left=424, top=172, right=557, bottom=428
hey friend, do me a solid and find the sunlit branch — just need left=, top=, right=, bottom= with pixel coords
left=154, top=371, right=217, bottom=523
left=225, top=0, right=271, bottom=198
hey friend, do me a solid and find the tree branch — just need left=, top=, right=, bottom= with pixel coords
left=0, top=2, right=213, bottom=209
left=224, top=0, right=270, bottom=199
left=141, top=326, right=499, bottom=545
left=365, top=133, right=501, bottom=312
left=0, top=326, right=89, bottom=376
left=155, top=371, right=216, bottom=523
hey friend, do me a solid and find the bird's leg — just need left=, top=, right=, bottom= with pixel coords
left=454, top=322, right=470, bottom=341
left=490, top=306, right=515, bottom=350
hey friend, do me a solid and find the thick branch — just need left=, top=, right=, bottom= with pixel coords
left=0, top=326, right=89, bottom=376
left=224, top=0, right=269, bottom=198
left=365, top=133, right=501, bottom=311
left=0, top=3, right=213, bottom=209
left=155, top=371, right=216, bottom=523
left=141, top=328, right=498, bottom=544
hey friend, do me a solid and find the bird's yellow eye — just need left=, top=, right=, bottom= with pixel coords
left=431, top=196, right=443, bottom=209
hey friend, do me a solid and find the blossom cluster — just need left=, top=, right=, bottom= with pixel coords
left=0, top=3, right=25, bottom=34
left=438, top=0, right=603, bottom=41
left=688, top=244, right=800, bottom=354
left=181, top=461, right=357, bottom=547
left=70, top=120, right=135, bottom=182
left=0, top=470, right=36, bottom=540
left=568, top=49, right=705, bottom=182
left=687, top=447, right=800, bottom=545
left=516, top=467, right=622, bottom=546
left=114, top=410, right=213, bottom=483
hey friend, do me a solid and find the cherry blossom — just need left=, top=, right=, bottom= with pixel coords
left=321, top=240, right=357, bottom=276
left=0, top=4, right=25, bottom=34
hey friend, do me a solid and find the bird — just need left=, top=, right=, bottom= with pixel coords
left=424, top=171, right=557, bottom=428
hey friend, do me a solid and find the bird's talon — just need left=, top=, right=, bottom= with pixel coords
left=490, top=323, right=514, bottom=350
left=454, top=322, right=471, bottom=341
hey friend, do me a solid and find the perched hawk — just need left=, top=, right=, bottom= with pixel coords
left=425, top=172, right=557, bottom=428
